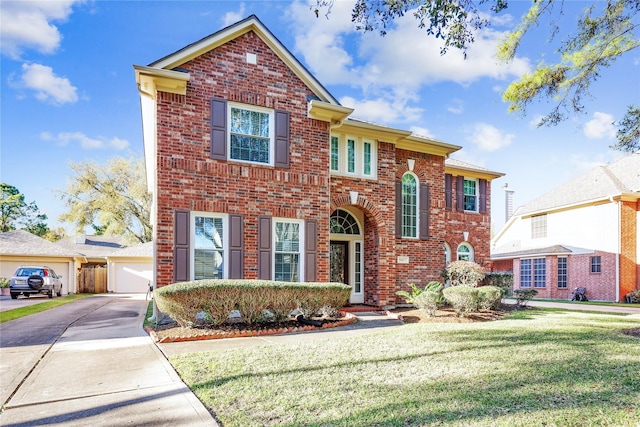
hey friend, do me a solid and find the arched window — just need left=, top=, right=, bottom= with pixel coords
left=330, top=209, right=360, bottom=235
left=457, top=243, right=474, bottom=262
left=444, top=242, right=452, bottom=265
left=401, top=173, right=417, bottom=237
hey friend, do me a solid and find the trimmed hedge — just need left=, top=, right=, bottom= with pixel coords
left=443, top=286, right=479, bottom=317
left=155, top=280, right=351, bottom=328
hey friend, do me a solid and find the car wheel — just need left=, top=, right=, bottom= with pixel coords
left=10, top=293, right=19, bottom=299
left=27, top=275, right=45, bottom=290
left=56, top=287, right=62, bottom=297
left=48, top=289, right=54, bottom=298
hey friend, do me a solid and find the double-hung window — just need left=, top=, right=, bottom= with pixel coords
left=274, top=219, right=304, bottom=282
left=463, top=179, right=478, bottom=211
left=192, top=213, right=226, bottom=280
left=590, top=256, right=601, bottom=273
left=229, top=104, right=273, bottom=165
left=329, top=134, right=376, bottom=178
left=533, top=258, right=546, bottom=288
left=557, top=256, right=567, bottom=288
left=531, top=214, right=547, bottom=239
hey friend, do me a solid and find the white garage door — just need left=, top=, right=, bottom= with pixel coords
left=114, top=262, right=152, bottom=293
left=0, top=261, right=72, bottom=295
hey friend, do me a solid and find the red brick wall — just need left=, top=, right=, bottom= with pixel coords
left=154, top=31, right=331, bottom=287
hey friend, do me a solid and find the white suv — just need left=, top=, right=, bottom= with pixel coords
left=9, top=266, right=63, bottom=299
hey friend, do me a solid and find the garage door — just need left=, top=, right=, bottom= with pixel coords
left=114, top=262, right=152, bottom=293
left=0, top=261, right=72, bottom=295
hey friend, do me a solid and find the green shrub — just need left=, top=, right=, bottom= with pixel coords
left=395, top=283, right=424, bottom=304
left=444, top=261, right=486, bottom=287
left=414, top=289, right=442, bottom=317
left=155, top=280, right=351, bottom=327
left=443, top=286, right=479, bottom=317
left=481, top=271, right=513, bottom=297
left=513, top=288, right=538, bottom=307
left=477, top=286, right=503, bottom=310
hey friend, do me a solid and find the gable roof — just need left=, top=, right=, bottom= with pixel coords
left=0, top=230, right=76, bottom=257
left=491, top=244, right=594, bottom=260
left=517, top=152, right=640, bottom=216
left=54, top=235, right=126, bottom=258
left=146, top=14, right=338, bottom=104
left=445, top=158, right=504, bottom=181
left=106, top=241, right=153, bottom=258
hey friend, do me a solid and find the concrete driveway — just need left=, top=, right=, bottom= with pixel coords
left=0, top=294, right=216, bottom=426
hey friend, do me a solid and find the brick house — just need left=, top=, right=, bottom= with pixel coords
left=492, top=153, right=640, bottom=302
left=134, top=15, right=503, bottom=308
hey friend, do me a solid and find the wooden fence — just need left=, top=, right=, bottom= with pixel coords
left=78, top=267, right=107, bottom=293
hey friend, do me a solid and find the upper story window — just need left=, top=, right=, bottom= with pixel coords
left=463, top=179, right=478, bottom=212
left=531, top=214, right=547, bottom=239
left=401, top=173, right=417, bottom=238
left=229, top=104, right=273, bottom=165
left=210, top=98, right=290, bottom=168
left=330, top=134, right=377, bottom=178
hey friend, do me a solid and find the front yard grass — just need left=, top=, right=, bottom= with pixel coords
left=0, top=294, right=91, bottom=323
left=170, top=308, right=640, bottom=426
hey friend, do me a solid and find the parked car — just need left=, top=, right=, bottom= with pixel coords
left=9, top=266, right=63, bottom=299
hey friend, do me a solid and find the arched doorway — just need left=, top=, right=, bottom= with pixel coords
left=330, top=208, right=364, bottom=304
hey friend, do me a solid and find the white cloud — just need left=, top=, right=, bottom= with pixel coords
left=0, top=1, right=80, bottom=59
left=447, top=99, right=464, bottom=114
left=410, top=126, right=435, bottom=139
left=584, top=112, right=616, bottom=140
left=340, top=96, right=423, bottom=124
left=17, top=63, right=78, bottom=105
left=467, top=123, right=514, bottom=151
left=222, top=3, right=246, bottom=27
left=41, top=132, right=129, bottom=150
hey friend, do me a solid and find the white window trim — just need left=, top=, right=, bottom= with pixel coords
left=463, top=178, right=479, bottom=213
left=227, top=102, right=275, bottom=166
left=191, top=212, right=228, bottom=280
left=401, top=172, right=419, bottom=239
left=352, top=240, right=364, bottom=295
left=330, top=134, right=378, bottom=179
left=273, top=218, right=305, bottom=282
left=457, top=242, right=474, bottom=262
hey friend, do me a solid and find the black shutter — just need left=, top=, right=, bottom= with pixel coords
left=305, top=220, right=318, bottom=282
left=174, top=210, right=190, bottom=282
left=395, top=181, right=402, bottom=238
left=228, top=214, right=244, bottom=279
left=456, top=175, right=465, bottom=211
left=419, top=184, right=430, bottom=240
left=445, top=173, right=453, bottom=211
left=257, top=216, right=272, bottom=280
left=274, top=109, right=290, bottom=168
left=210, top=97, right=227, bottom=160
left=479, top=179, right=487, bottom=214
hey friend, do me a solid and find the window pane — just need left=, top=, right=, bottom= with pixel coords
left=464, top=179, right=477, bottom=211
left=590, top=256, right=601, bottom=273
left=531, top=214, right=547, bottom=239
left=195, top=217, right=223, bottom=249
left=558, top=257, right=567, bottom=288
left=363, top=142, right=371, bottom=175
left=534, top=258, right=546, bottom=288
left=275, top=253, right=299, bottom=282
left=275, top=222, right=299, bottom=252
left=347, top=139, right=355, bottom=173
left=354, top=242, right=362, bottom=293
left=331, top=136, right=339, bottom=171
left=520, top=259, right=532, bottom=287
left=402, top=174, right=417, bottom=237
left=230, top=108, right=269, bottom=137
left=194, top=249, right=223, bottom=280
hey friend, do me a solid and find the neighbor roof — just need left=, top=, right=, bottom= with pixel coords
left=106, top=241, right=153, bottom=258
left=55, top=235, right=126, bottom=258
left=445, top=158, right=505, bottom=180
left=517, top=152, right=640, bottom=216
left=491, top=244, right=594, bottom=260
left=0, top=230, right=76, bottom=257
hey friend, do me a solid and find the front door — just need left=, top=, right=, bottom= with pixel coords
left=330, top=240, right=363, bottom=304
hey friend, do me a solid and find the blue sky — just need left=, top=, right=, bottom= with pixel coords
left=1, top=0, right=638, bottom=235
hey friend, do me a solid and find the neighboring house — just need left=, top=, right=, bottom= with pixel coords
left=134, top=15, right=503, bottom=308
left=0, top=231, right=152, bottom=294
left=492, top=152, right=640, bottom=302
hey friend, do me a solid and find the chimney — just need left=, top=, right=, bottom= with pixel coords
left=503, top=183, right=515, bottom=222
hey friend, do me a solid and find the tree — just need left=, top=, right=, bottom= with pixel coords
left=314, top=0, right=640, bottom=151
left=0, top=183, right=49, bottom=236
left=59, top=156, right=152, bottom=244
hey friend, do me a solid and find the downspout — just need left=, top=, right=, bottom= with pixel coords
left=612, top=196, right=621, bottom=302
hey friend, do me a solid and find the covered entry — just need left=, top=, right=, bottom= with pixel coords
left=329, top=208, right=364, bottom=304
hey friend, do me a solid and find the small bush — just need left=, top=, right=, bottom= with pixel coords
left=414, top=289, right=441, bottom=317
left=443, top=286, right=479, bottom=317
left=396, top=283, right=424, bottom=304
left=482, top=272, right=513, bottom=297
left=477, top=286, right=503, bottom=310
left=513, top=288, right=538, bottom=307
left=444, top=261, right=486, bottom=287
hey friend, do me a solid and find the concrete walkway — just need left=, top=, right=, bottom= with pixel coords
left=0, top=294, right=216, bottom=426
left=504, top=298, right=640, bottom=315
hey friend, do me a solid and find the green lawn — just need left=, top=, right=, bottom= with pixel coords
left=170, top=309, right=640, bottom=427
